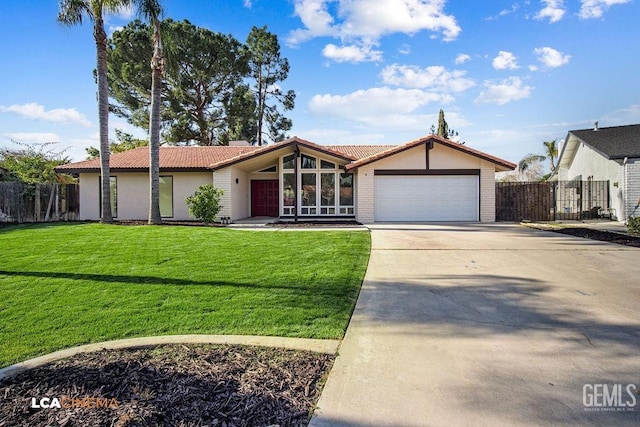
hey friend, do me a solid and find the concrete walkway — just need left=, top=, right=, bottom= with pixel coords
left=310, top=223, right=640, bottom=426
left=0, top=335, right=339, bottom=379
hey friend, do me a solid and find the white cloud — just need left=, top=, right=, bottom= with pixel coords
left=579, top=0, right=631, bottom=19
left=243, top=0, right=253, bottom=7
left=288, top=0, right=338, bottom=44
left=2, top=132, right=61, bottom=144
left=297, top=128, right=388, bottom=145
left=535, top=0, right=566, bottom=23
left=534, top=47, right=571, bottom=68
left=601, top=104, right=640, bottom=125
left=380, top=64, right=475, bottom=92
left=398, top=44, right=411, bottom=55
left=288, top=0, right=461, bottom=48
left=0, top=103, right=92, bottom=127
left=455, top=53, right=471, bottom=64
left=308, top=87, right=454, bottom=129
left=115, top=4, right=135, bottom=20
left=492, top=51, right=519, bottom=70
left=322, top=42, right=383, bottom=62
left=108, top=25, right=124, bottom=35
left=486, top=3, right=520, bottom=20
left=475, top=77, right=532, bottom=105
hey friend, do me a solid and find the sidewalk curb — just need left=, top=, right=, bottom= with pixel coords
left=0, top=335, right=341, bottom=379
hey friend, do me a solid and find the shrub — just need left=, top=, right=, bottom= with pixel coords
left=185, top=185, right=224, bottom=223
left=628, top=216, right=640, bottom=235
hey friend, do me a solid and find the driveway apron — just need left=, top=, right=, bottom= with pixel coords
left=310, top=223, right=640, bottom=426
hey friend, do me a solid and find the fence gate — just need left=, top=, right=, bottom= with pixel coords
left=496, top=180, right=610, bottom=222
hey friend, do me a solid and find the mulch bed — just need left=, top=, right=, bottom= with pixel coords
left=552, top=227, right=640, bottom=248
left=0, top=344, right=334, bottom=427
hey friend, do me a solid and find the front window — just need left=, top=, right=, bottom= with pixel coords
left=160, top=176, right=173, bottom=218
left=282, top=154, right=295, bottom=169
left=99, top=176, right=117, bottom=218
left=321, top=173, right=336, bottom=215
left=301, top=154, right=316, bottom=169
left=340, top=173, right=354, bottom=215
left=279, top=153, right=354, bottom=217
left=283, top=173, right=295, bottom=207
left=301, top=173, right=317, bottom=215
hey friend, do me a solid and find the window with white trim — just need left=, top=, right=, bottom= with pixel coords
left=280, top=153, right=354, bottom=216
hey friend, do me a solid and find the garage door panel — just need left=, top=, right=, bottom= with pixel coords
left=374, top=176, right=478, bottom=221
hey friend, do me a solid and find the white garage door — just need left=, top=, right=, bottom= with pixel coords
left=374, top=175, right=479, bottom=221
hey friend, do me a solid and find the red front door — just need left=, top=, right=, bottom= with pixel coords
left=251, top=180, right=279, bottom=217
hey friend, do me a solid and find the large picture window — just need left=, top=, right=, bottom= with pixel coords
left=280, top=153, right=354, bottom=217
left=159, top=176, right=173, bottom=218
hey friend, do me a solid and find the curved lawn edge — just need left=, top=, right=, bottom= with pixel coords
left=0, top=334, right=340, bottom=379
left=0, top=224, right=370, bottom=369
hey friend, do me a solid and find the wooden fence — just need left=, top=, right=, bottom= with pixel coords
left=496, top=180, right=610, bottom=222
left=0, top=182, right=79, bottom=223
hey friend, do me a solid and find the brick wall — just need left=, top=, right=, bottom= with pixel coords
left=480, top=161, right=496, bottom=222
left=213, top=168, right=232, bottom=220
left=626, top=159, right=640, bottom=219
left=356, top=165, right=375, bottom=224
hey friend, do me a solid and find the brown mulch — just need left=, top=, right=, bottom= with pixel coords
left=552, top=227, right=640, bottom=248
left=0, top=344, right=334, bottom=427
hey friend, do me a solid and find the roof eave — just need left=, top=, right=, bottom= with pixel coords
left=209, top=137, right=357, bottom=171
left=345, top=135, right=517, bottom=171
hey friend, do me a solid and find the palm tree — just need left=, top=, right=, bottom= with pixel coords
left=57, top=0, right=128, bottom=223
left=518, top=153, right=546, bottom=181
left=543, top=139, right=558, bottom=172
left=136, top=0, right=164, bottom=225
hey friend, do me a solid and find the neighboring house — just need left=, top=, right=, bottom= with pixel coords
left=56, top=135, right=515, bottom=223
left=554, top=123, right=640, bottom=221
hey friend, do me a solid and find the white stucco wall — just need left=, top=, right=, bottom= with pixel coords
left=79, top=171, right=211, bottom=221
left=232, top=168, right=249, bottom=220
left=372, top=145, right=427, bottom=169
left=79, top=173, right=100, bottom=220
left=564, top=142, right=624, bottom=220
left=430, top=144, right=483, bottom=169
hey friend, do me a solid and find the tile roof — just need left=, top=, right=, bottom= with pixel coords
left=56, top=146, right=259, bottom=172
left=569, top=124, right=640, bottom=159
left=327, top=145, right=397, bottom=159
left=56, top=136, right=516, bottom=173
left=207, top=137, right=361, bottom=170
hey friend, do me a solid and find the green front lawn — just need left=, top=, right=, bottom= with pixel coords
left=0, top=223, right=370, bottom=367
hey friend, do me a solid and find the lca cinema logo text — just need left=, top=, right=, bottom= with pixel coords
left=583, top=384, right=638, bottom=412
left=30, top=396, right=119, bottom=410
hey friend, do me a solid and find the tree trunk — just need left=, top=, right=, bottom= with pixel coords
left=95, top=18, right=112, bottom=222
left=256, top=70, right=264, bottom=146
left=148, top=19, right=163, bottom=225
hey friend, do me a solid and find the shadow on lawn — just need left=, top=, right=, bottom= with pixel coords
left=0, top=269, right=320, bottom=292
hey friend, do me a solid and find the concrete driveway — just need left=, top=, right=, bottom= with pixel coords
left=310, top=223, right=640, bottom=426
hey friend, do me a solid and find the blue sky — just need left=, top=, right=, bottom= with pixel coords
left=1, top=0, right=639, bottom=165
